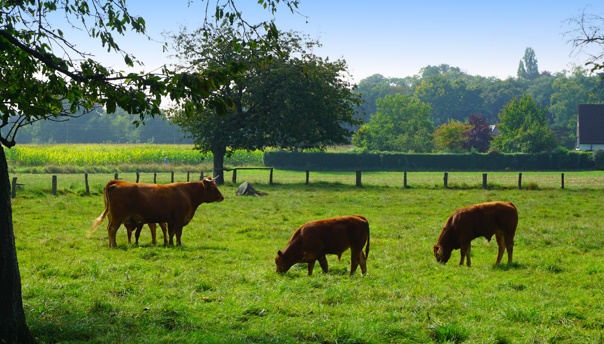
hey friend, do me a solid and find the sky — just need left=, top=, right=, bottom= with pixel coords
left=64, top=1, right=604, bottom=84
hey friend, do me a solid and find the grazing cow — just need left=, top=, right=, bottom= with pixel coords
left=89, top=177, right=224, bottom=247
left=433, top=201, right=518, bottom=267
left=275, top=215, right=370, bottom=276
left=123, top=218, right=168, bottom=245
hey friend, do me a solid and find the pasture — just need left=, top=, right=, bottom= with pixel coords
left=11, top=171, right=604, bottom=343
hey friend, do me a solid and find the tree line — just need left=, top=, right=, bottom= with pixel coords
left=5, top=107, right=192, bottom=144
left=354, top=49, right=604, bottom=152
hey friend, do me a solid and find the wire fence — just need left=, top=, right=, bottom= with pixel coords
left=8, top=169, right=604, bottom=198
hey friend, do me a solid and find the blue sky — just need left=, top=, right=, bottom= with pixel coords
left=74, top=1, right=604, bottom=83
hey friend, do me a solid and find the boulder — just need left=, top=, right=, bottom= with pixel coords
left=236, top=182, right=265, bottom=196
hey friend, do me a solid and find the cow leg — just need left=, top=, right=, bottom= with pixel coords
left=318, top=256, right=329, bottom=273
left=147, top=223, right=157, bottom=245
left=134, top=223, right=144, bottom=245
left=123, top=220, right=134, bottom=244
left=167, top=223, right=176, bottom=246
left=106, top=220, right=120, bottom=248
left=350, top=248, right=360, bottom=276
left=307, top=260, right=316, bottom=276
left=465, top=245, right=471, bottom=267
left=495, top=233, right=506, bottom=265
left=459, top=243, right=470, bottom=267
left=175, top=225, right=183, bottom=246
left=159, top=223, right=168, bottom=245
left=359, top=251, right=367, bottom=276
left=505, top=234, right=514, bottom=264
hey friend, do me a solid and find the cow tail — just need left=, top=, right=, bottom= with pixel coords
left=365, top=223, right=370, bottom=259
left=88, top=183, right=110, bottom=237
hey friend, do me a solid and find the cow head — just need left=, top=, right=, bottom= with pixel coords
left=202, top=176, right=224, bottom=202
left=275, top=250, right=294, bottom=274
left=433, top=244, right=452, bottom=264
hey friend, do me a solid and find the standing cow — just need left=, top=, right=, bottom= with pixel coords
left=275, top=215, right=370, bottom=276
left=433, top=201, right=518, bottom=266
left=89, top=176, right=224, bottom=247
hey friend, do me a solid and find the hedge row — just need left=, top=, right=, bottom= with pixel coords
left=263, top=151, right=595, bottom=171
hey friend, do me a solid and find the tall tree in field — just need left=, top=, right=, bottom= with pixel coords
left=353, top=94, right=434, bottom=152
left=463, top=114, right=492, bottom=152
left=0, top=0, right=298, bottom=340
left=171, top=24, right=361, bottom=183
left=517, top=47, right=539, bottom=80
left=433, top=119, right=469, bottom=152
left=491, top=94, right=557, bottom=152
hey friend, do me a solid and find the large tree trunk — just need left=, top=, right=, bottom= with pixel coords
left=212, top=147, right=226, bottom=185
left=0, top=146, right=34, bottom=342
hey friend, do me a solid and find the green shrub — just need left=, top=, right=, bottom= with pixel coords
left=593, top=149, right=604, bottom=170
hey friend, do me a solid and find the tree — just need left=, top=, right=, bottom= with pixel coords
left=517, top=47, right=539, bottom=80
left=433, top=120, right=469, bottom=152
left=413, top=72, right=483, bottom=125
left=355, top=74, right=416, bottom=124
left=549, top=66, right=602, bottom=148
left=172, top=24, right=361, bottom=183
left=0, top=0, right=298, bottom=340
left=463, top=114, right=492, bottom=152
left=567, top=10, right=604, bottom=73
left=491, top=94, right=557, bottom=152
left=353, top=95, right=434, bottom=152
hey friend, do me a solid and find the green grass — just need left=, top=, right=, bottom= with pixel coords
left=11, top=171, right=604, bottom=343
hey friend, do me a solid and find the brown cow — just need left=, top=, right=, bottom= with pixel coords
left=433, top=201, right=518, bottom=267
left=123, top=219, right=168, bottom=245
left=275, top=215, right=370, bottom=276
left=89, top=177, right=224, bottom=247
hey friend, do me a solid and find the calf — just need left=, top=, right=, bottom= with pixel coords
left=123, top=219, right=168, bottom=245
left=275, top=215, right=370, bottom=276
left=433, top=201, right=518, bottom=266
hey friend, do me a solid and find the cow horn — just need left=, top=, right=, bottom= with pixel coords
left=212, top=175, right=220, bottom=180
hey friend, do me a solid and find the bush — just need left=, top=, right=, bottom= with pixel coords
left=593, top=149, right=604, bottom=170
left=263, top=151, right=596, bottom=171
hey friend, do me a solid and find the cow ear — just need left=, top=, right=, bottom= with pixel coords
left=277, top=250, right=283, bottom=256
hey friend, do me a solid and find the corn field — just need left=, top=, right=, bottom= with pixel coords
left=5, top=144, right=264, bottom=167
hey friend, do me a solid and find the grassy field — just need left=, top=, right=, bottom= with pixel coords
left=11, top=171, right=604, bottom=343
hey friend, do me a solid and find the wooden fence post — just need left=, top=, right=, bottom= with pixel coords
left=85, top=173, right=90, bottom=196
left=482, top=173, right=487, bottom=189
left=518, top=173, right=522, bottom=190
left=187, top=172, right=190, bottom=182
left=171, top=171, right=174, bottom=183
left=443, top=172, right=448, bottom=189
left=356, top=171, right=362, bottom=187
left=404, top=171, right=408, bottom=189
left=200, top=171, right=204, bottom=180
left=269, top=168, right=273, bottom=185
left=136, top=172, right=140, bottom=183
left=561, top=173, right=565, bottom=189
left=154, top=172, right=157, bottom=184
left=306, top=170, right=310, bottom=185
left=232, top=169, right=237, bottom=184
left=11, top=177, right=17, bottom=199
left=52, top=175, right=57, bottom=196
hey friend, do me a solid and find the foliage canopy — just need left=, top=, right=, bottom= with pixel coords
left=491, top=94, right=557, bottom=152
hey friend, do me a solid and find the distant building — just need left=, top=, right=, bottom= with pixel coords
left=576, top=104, right=604, bottom=151
left=489, top=125, right=500, bottom=136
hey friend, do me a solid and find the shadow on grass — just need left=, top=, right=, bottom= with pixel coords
left=492, top=262, right=526, bottom=271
